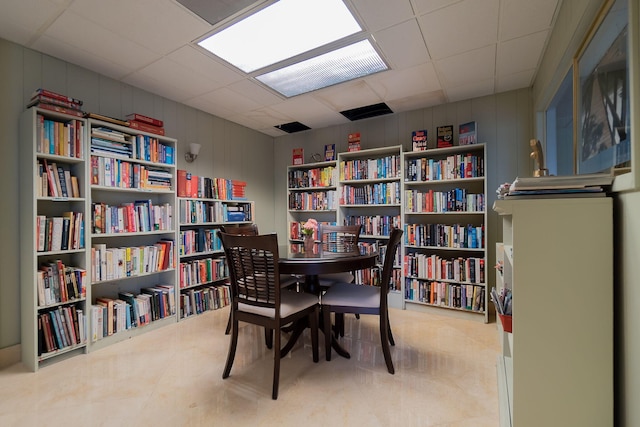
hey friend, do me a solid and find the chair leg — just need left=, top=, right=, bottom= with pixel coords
left=323, top=307, right=332, bottom=361
left=335, top=313, right=344, bottom=337
left=223, top=316, right=239, bottom=379
left=272, top=324, right=281, bottom=400
left=309, top=307, right=319, bottom=363
left=225, top=310, right=232, bottom=335
left=387, top=312, right=395, bottom=346
left=265, top=328, right=273, bottom=349
left=379, top=312, right=395, bottom=374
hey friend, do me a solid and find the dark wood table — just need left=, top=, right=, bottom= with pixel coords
left=278, top=247, right=378, bottom=358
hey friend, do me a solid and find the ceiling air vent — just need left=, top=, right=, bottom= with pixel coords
left=340, top=102, right=393, bottom=121
left=275, top=121, right=311, bottom=133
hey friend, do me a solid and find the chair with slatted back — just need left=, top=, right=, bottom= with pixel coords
left=317, top=224, right=362, bottom=287
left=218, top=231, right=319, bottom=400
left=321, top=227, right=403, bottom=374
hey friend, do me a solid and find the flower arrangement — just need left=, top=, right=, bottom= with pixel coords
left=301, top=218, right=318, bottom=237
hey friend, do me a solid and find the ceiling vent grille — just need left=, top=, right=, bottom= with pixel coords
left=275, top=121, right=311, bottom=133
left=340, top=102, right=393, bottom=121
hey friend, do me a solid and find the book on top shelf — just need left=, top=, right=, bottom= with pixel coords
left=324, top=144, right=336, bottom=161
left=126, top=113, right=164, bottom=128
left=85, top=112, right=129, bottom=127
left=128, top=120, right=165, bottom=136
left=292, top=148, right=304, bottom=165
left=347, top=132, right=361, bottom=152
left=436, top=125, right=454, bottom=148
left=412, top=129, right=428, bottom=151
left=31, top=88, right=83, bottom=106
left=458, top=121, right=477, bottom=145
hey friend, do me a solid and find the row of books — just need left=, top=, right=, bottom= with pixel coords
left=91, top=286, right=175, bottom=340
left=92, top=201, right=173, bottom=234
left=38, top=159, right=81, bottom=198
left=340, top=182, right=402, bottom=205
left=177, top=171, right=246, bottom=200
left=405, top=279, right=485, bottom=311
left=37, top=261, right=86, bottom=306
left=180, top=285, right=230, bottom=319
left=288, top=190, right=337, bottom=211
left=287, top=166, right=336, bottom=189
left=36, top=114, right=85, bottom=158
left=38, top=305, right=86, bottom=356
left=353, top=267, right=402, bottom=291
left=37, top=212, right=85, bottom=252
left=339, top=155, right=401, bottom=181
left=411, top=122, right=478, bottom=151
left=90, top=156, right=172, bottom=190
left=179, top=229, right=223, bottom=256
left=404, top=223, right=485, bottom=249
left=405, top=154, right=484, bottom=182
left=90, top=240, right=175, bottom=282
left=178, top=200, right=252, bottom=224
left=343, top=214, right=401, bottom=237
left=404, top=254, right=485, bottom=284
left=404, top=189, right=485, bottom=213
left=179, top=257, right=228, bottom=289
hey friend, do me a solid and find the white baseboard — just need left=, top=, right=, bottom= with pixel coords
left=0, top=344, right=20, bottom=370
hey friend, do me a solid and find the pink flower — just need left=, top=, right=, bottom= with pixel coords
left=301, top=218, right=318, bottom=236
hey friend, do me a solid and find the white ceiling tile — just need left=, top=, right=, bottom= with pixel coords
left=412, top=0, right=463, bottom=15
left=496, top=69, right=535, bottom=93
left=32, top=34, right=132, bottom=79
left=194, top=87, right=262, bottom=114
left=242, top=107, right=294, bottom=127
left=497, top=31, right=549, bottom=76
left=500, top=0, right=559, bottom=41
left=165, top=46, right=245, bottom=87
left=228, top=113, right=279, bottom=130
left=123, top=71, right=193, bottom=102
left=350, top=0, right=415, bottom=31
left=268, top=96, right=347, bottom=129
left=435, top=45, right=496, bottom=87
left=257, top=127, right=288, bottom=137
left=368, top=63, right=441, bottom=100
left=184, top=95, right=236, bottom=119
left=419, top=0, right=499, bottom=60
left=0, top=0, right=62, bottom=46
left=68, top=0, right=211, bottom=55
left=445, top=78, right=495, bottom=102
left=386, top=89, right=447, bottom=112
left=312, top=80, right=383, bottom=112
left=43, top=10, right=159, bottom=71
left=375, top=19, right=430, bottom=68
left=227, top=79, right=284, bottom=106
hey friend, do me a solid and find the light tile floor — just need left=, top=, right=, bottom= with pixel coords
left=0, top=307, right=500, bottom=426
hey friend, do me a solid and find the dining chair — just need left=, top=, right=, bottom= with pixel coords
left=317, top=224, right=362, bottom=287
left=221, top=224, right=298, bottom=337
left=218, top=231, right=319, bottom=400
left=321, top=227, right=403, bottom=374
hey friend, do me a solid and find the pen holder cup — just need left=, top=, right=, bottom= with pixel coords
left=499, top=314, right=512, bottom=333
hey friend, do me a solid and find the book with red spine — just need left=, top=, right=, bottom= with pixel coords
left=128, top=120, right=165, bottom=136
left=126, top=113, right=164, bottom=128
left=32, top=103, right=84, bottom=118
left=31, top=88, right=83, bottom=106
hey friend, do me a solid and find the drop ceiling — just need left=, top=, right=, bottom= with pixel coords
left=0, top=0, right=560, bottom=137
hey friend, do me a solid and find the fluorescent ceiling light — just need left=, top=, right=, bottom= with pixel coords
left=255, top=40, right=388, bottom=97
left=198, top=0, right=362, bottom=73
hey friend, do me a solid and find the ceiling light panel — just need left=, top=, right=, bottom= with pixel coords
left=255, top=39, right=388, bottom=97
left=198, top=0, right=362, bottom=73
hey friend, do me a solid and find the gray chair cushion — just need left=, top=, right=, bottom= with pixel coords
left=321, top=282, right=380, bottom=309
left=239, top=290, right=319, bottom=318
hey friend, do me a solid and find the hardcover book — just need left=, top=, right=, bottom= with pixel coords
left=436, top=125, right=454, bottom=148
left=412, top=129, right=428, bottom=151
left=458, top=121, right=477, bottom=145
left=324, top=144, right=336, bottom=161
left=292, top=148, right=304, bottom=165
left=347, top=132, right=361, bottom=152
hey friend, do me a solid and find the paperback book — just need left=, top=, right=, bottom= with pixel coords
left=324, top=144, right=336, bottom=161
left=411, top=129, right=428, bottom=151
left=458, top=121, right=477, bottom=145
left=436, top=125, right=454, bottom=148
left=292, top=148, right=304, bottom=165
left=347, top=132, right=361, bottom=152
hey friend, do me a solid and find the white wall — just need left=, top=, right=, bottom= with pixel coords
left=0, top=37, right=276, bottom=358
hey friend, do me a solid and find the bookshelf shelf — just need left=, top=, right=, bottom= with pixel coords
left=493, top=197, right=613, bottom=427
left=402, top=144, right=488, bottom=322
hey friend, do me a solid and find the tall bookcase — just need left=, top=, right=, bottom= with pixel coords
left=20, top=107, right=89, bottom=371
left=493, top=197, right=612, bottom=427
left=287, top=160, right=338, bottom=248
left=87, top=118, right=178, bottom=351
left=402, top=144, right=488, bottom=322
left=337, top=146, right=403, bottom=308
left=178, top=194, right=254, bottom=319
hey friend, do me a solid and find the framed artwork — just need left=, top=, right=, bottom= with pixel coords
left=574, top=0, right=630, bottom=175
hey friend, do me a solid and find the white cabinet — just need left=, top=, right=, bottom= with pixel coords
left=493, top=197, right=613, bottom=427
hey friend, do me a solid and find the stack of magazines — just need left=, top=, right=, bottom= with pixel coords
left=499, top=173, right=614, bottom=199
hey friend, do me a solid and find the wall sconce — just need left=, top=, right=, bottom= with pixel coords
left=185, top=143, right=201, bottom=163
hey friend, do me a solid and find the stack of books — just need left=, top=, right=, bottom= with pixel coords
left=27, top=88, right=84, bottom=117
left=504, top=173, right=614, bottom=199
left=126, top=113, right=165, bottom=136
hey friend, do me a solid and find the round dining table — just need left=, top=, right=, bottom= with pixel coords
left=277, top=246, right=379, bottom=358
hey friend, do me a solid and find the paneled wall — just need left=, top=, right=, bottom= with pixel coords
left=0, top=38, right=275, bottom=354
